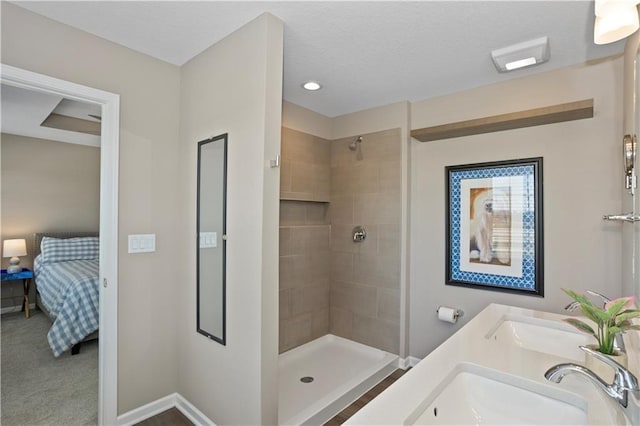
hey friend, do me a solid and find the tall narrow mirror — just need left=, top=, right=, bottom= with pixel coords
left=197, top=133, right=227, bottom=344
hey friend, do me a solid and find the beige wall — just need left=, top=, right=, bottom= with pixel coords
left=1, top=134, right=100, bottom=309
left=621, top=32, right=640, bottom=302
left=1, top=134, right=100, bottom=265
left=409, top=57, right=624, bottom=358
left=5, top=2, right=626, bottom=420
left=282, top=102, right=334, bottom=140
left=3, top=5, right=284, bottom=422
left=1, top=3, right=182, bottom=413
left=177, top=13, right=283, bottom=424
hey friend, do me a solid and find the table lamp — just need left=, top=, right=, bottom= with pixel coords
left=3, top=239, right=27, bottom=274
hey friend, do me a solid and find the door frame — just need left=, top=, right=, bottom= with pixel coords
left=1, top=63, right=120, bottom=425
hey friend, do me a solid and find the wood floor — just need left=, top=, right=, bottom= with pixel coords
left=135, top=368, right=408, bottom=426
left=324, top=368, right=408, bottom=425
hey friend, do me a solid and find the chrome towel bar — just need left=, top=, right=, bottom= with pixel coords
left=603, top=213, right=640, bottom=222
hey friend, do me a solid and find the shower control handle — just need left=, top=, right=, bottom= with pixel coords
left=353, top=226, right=367, bottom=242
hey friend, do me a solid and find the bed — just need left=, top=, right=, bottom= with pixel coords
left=32, top=232, right=99, bottom=357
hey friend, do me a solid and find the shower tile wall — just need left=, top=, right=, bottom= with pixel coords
left=280, top=127, right=331, bottom=202
left=279, top=128, right=331, bottom=353
left=279, top=126, right=401, bottom=355
left=329, top=129, right=402, bottom=354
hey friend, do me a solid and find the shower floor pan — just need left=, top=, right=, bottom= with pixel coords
left=278, top=334, right=398, bottom=425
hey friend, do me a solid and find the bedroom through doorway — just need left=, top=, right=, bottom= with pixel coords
left=0, top=65, right=119, bottom=425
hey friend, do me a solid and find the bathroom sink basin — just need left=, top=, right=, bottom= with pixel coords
left=406, top=364, right=587, bottom=425
left=486, top=315, right=593, bottom=361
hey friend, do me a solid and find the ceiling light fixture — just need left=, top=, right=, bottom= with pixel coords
left=490, top=37, right=550, bottom=73
left=505, top=57, right=538, bottom=71
left=302, top=81, right=321, bottom=91
left=594, top=0, right=640, bottom=45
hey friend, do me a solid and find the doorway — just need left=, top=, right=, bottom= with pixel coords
left=0, top=64, right=119, bottom=425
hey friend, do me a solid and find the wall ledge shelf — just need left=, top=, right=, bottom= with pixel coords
left=410, top=98, right=594, bottom=142
left=279, top=224, right=330, bottom=228
left=280, top=196, right=330, bottom=203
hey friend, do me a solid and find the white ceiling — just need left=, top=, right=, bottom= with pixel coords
left=1, top=84, right=101, bottom=146
left=11, top=1, right=626, bottom=118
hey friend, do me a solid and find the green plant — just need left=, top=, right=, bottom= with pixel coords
left=563, top=289, right=640, bottom=355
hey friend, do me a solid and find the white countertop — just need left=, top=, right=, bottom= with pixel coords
left=346, top=303, right=637, bottom=425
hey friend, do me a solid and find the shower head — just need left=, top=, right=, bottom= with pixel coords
left=348, top=136, right=364, bottom=161
left=348, top=136, right=363, bottom=151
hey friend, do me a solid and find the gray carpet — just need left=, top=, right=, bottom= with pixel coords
left=1, top=310, right=98, bottom=425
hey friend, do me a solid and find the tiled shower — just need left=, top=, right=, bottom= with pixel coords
left=279, top=127, right=401, bottom=354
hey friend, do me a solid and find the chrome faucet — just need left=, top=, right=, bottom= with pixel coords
left=564, top=290, right=611, bottom=311
left=544, top=346, right=639, bottom=408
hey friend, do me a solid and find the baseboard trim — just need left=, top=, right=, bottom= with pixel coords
left=397, top=356, right=422, bottom=369
left=117, top=393, right=176, bottom=426
left=117, top=393, right=215, bottom=426
left=176, top=393, right=215, bottom=425
left=1, top=303, right=36, bottom=315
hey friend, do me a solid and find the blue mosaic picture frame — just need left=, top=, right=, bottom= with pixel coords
left=446, top=158, right=543, bottom=296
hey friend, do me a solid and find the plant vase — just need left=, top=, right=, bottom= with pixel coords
left=583, top=344, right=628, bottom=384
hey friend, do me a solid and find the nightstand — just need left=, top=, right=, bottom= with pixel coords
left=1, top=268, right=34, bottom=318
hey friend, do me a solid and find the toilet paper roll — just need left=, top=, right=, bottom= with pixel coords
left=437, top=306, right=458, bottom=324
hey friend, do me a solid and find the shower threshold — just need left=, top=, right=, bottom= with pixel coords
left=278, top=334, right=398, bottom=425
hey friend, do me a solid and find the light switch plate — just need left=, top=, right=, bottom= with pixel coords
left=199, top=232, right=217, bottom=248
left=128, top=234, right=156, bottom=253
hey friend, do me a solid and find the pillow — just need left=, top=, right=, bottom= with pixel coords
left=40, top=237, right=99, bottom=264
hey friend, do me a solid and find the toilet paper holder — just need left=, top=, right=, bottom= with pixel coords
left=436, top=306, right=464, bottom=320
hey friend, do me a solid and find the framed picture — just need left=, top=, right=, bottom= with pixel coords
left=446, top=157, right=543, bottom=296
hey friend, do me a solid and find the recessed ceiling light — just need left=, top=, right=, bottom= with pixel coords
left=302, top=81, right=322, bottom=91
left=491, top=37, right=550, bottom=73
